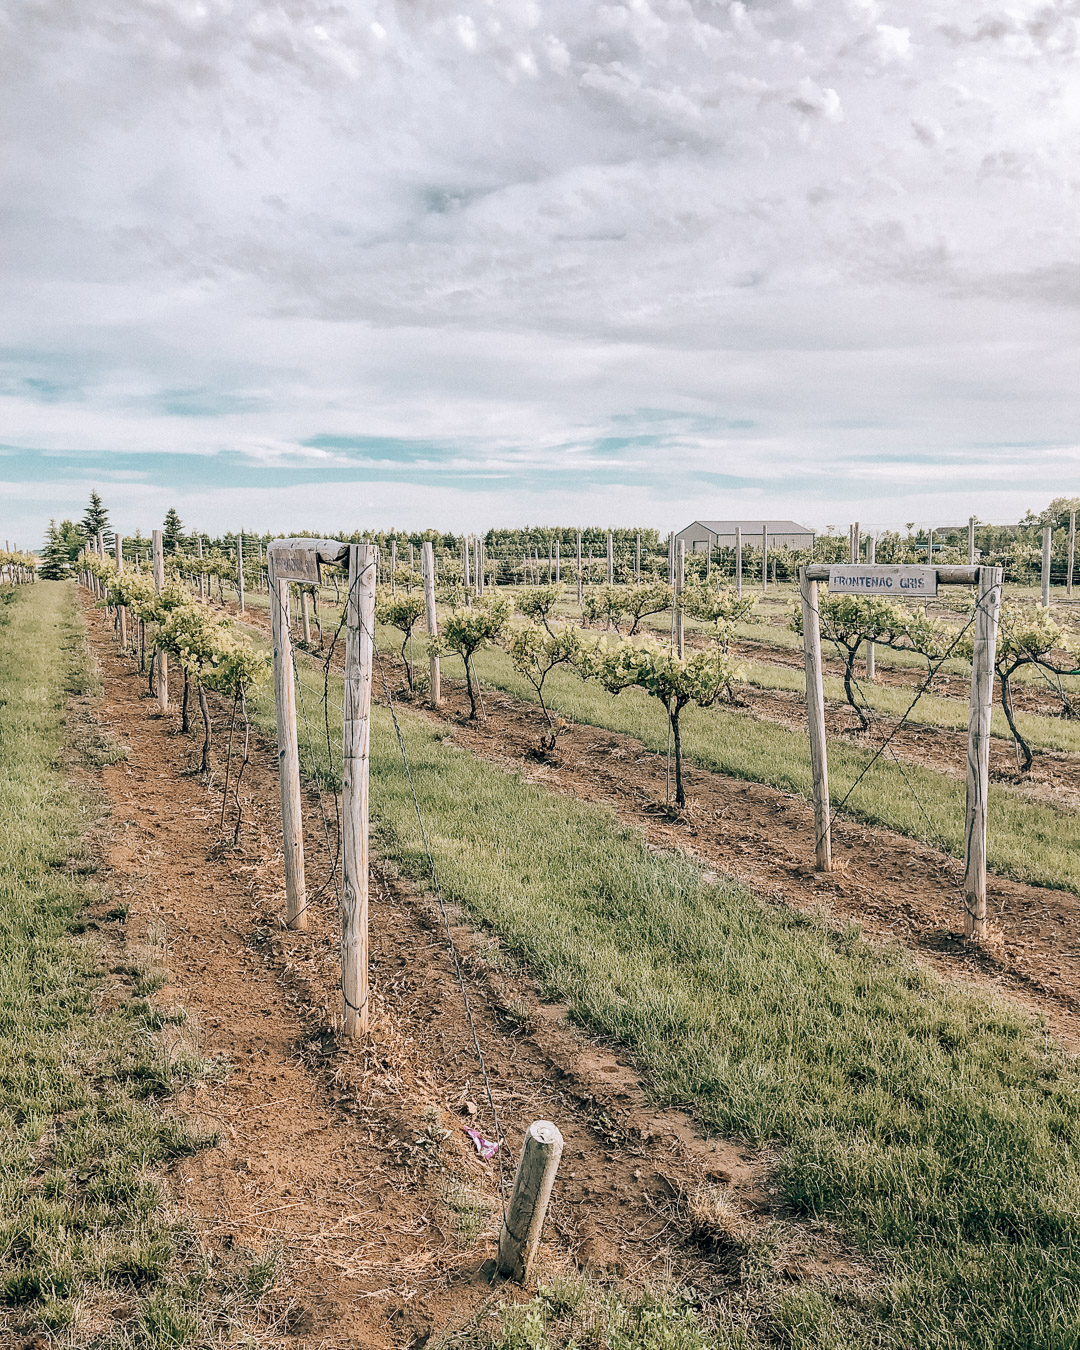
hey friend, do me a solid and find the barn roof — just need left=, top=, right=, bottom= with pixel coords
left=686, top=520, right=815, bottom=534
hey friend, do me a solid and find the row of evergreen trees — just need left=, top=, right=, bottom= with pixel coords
left=40, top=495, right=186, bottom=580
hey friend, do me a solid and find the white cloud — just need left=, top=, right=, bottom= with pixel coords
left=0, top=0, right=1078, bottom=546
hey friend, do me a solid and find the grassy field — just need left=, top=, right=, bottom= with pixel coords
left=249, top=639, right=1080, bottom=1349
left=0, top=582, right=273, bottom=1346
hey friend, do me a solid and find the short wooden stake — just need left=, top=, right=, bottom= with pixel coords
left=497, top=1120, right=564, bottom=1283
left=237, top=534, right=245, bottom=614
left=1069, top=512, right=1076, bottom=598
left=268, top=557, right=307, bottom=929
left=735, top=526, right=742, bottom=595
left=342, top=544, right=376, bottom=1037
left=963, top=565, right=1002, bottom=940
left=606, top=531, right=614, bottom=586
left=152, top=530, right=168, bottom=713
left=423, top=542, right=441, bottom=706
left=676, top=540, right=685, bottom=659
left=799, top=567, right=831, bottom=871
left=1042, top=525, right=1052, bottom=609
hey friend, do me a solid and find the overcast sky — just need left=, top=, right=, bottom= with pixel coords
left=2, top=0, right=1078, bottom=545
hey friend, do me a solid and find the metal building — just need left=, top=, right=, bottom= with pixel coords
left=674, top=519, right=815, bottom=553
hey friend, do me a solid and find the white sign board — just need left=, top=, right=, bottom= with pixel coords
left=827, top=565, right=938, bottom=597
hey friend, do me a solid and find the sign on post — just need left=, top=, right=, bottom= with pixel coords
left=828, top=565, right=938, bottom=597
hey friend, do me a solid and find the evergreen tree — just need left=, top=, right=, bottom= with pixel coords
left=81, top=491, right=112, bottom=549
left=162, top=508, right=185, bottom=554
left=40, top=520, right=85, bottom=580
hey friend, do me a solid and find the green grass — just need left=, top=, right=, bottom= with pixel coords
left=0, top=583, right=277, bottom=1346
left=252, top=641, right=1080, bottom=1348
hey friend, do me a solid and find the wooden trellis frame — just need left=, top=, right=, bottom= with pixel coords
left=799, top=562, right=1003, bottom=940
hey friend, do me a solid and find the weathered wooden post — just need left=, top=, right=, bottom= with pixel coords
left=963, top=565, right=1002, bottom=940
left=576, top=531, right=583, bottom=606
left=268, top=550, right=307, bottom=930
left=462, top=536, right=470, bottom=592
left=676, top=540, right=685, bottom=659
left=300, top=587, right=312, bottom=644
left=423, top=542, right=441, bottom=707
left=607, top=531, right=614, bottom=586
left=1069, top=512, right=1076, bottom=599
left=474, top=536, right=482, bottom=596
left=968, top=516, right=976, bottom=566
left=390, top=539, right=397, bottom=595
left=927, top=526, right=935, bottom=562
left=799, top=566, right=831, bottom=871
left=115, top=535, right=128, bottom=651
left=761, top=524, right=768, bottom=592
left=236, top=533, right=245, bottom=614
left=554, top=538, right=560, bottom=584
left=635, top=532, right=641, bottom=583
left=1042, top=525, right=1052, bottom=609
left=197, top=535, right=205, bottom=600
left=342, top=543, right=377, bottom=1037
left=152, top=529, right=168, bottom=713
left=865, top=534, right=876, bottom=681
left=667, top=531, right=674, bottom=586
left=735, top=526, right=742, bottom=595
left=497, top=1121, right=564, bottom=1283
left=850, top=522, right=860, bottom=564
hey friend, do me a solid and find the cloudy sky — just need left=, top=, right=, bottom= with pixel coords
left=2, top=0, right=1078, bottom=545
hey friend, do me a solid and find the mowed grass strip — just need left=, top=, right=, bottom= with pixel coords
left=459, top=641, right=1080, bottom=896
left=0, top=583, right=252, bottom=1346
left=255, top=649, right=1080, bottom=1349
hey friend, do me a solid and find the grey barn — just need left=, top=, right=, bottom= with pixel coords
left=674, top=519, right=816, bottom=554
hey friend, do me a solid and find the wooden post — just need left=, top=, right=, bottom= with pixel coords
left=799, top=567, right=831, bottom=871
left=423, top=542, right=440, bottom=707
left=928, top=527, right=934, bottom=562
left=1042, top=525, right=1052, bottom=609
left=851, top=522, right=860, bottom=564
left=475, top=536, right=482, bottom=596
left=390, top=539, right=397, bottom=595
left=268, top=555, right=307, bottom=930
left=706, top=530, right=712, bottom=582
left=865, top=534, right=876, bottom=681
left=968, top=516, right=976, bottom=566
left=576, top=531, right=582, bottom=606
left=635, top=532, right=641, bottom=582
left=197, top=535, right=205, bottom=600
left=342, top=544, right=377, bottom=1038
left=300, top=587, right=312, bottom=644
left=462, top=536, right=470, bottom=591
left=676, top=540, right=685, bottom=659
left=735, top=526, right=742, bottom=594
left=237, top=533, right=245, bottom=614
left=547, top=540, right=553, bottom=585
left=963, top=566, right=1002, bottom=940
left=1069, top=512, right=1076, bottom=598
left=115, top=535, right=127, bottom=651
left=497, top=1121, right=564, bottom=1283
left=761, top=524, right=768, bottom=592
left=152, top=530, right=168, bottom=713
left=607, top=531, right=614, bottom=586
left=667, top=532, right=674, bottom=585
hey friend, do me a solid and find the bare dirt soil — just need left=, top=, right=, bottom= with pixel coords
left=82, top=601, right=831, bottom=1349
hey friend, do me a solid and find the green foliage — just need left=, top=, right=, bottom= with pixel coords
left=596, top=639, right=741, bottom=804
left=161, top=508, right=185, bottom=554
left=680, top=582, right=756, bottom=639
left=440, top=596, right=513, bottom=717
left=40, top=520, right=84, bottom=580
left=376, top=590, right=427, bottom=688
left=80, top=491, right=111, bottom=549
left=994, top=602, right=1080, bottom=769
left=506, top=622, right=588, bottom=733
left=582, top=584, right=625, bottom=629
left=623, top=581, right=675, bottom=634
left=514, top=584, right=564, bottom=632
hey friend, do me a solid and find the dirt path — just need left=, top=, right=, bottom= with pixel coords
left=82, top=600, right=809, bottom=1348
